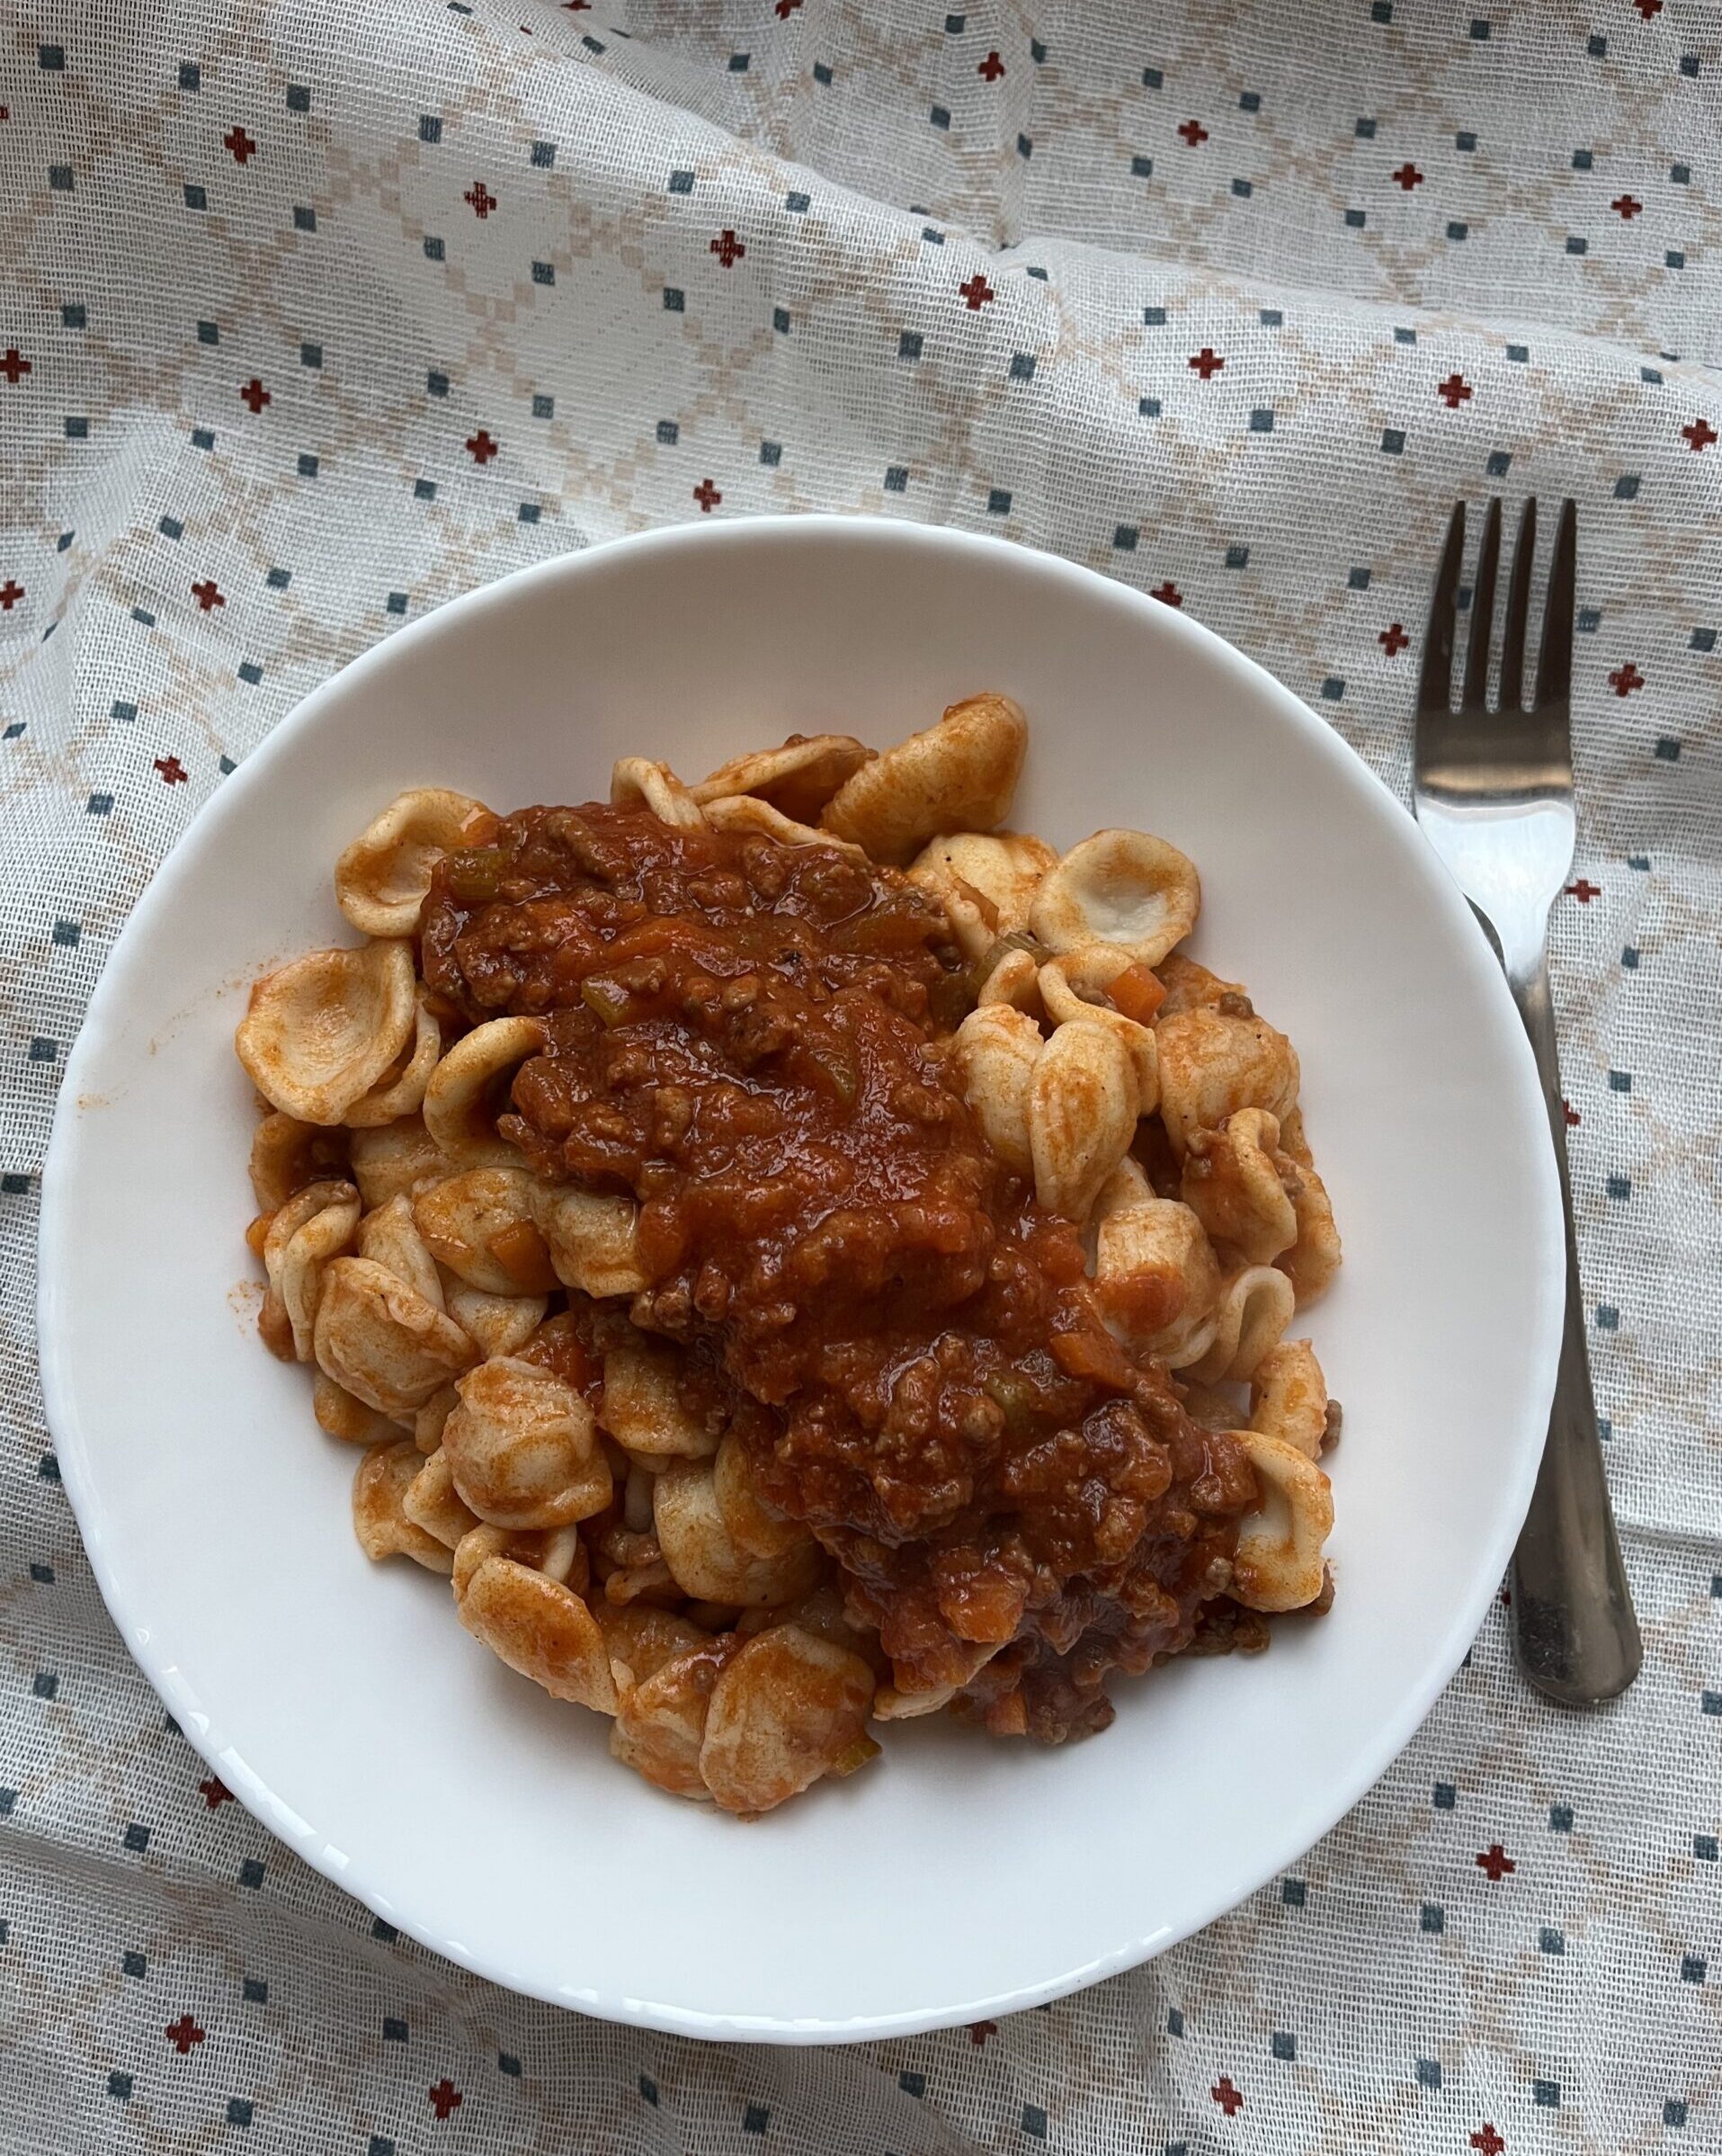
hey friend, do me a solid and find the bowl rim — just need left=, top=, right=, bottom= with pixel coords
left=37, top=513, right=1566, bottom=2041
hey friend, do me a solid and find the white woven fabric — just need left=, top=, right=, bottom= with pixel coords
left=3, top=4, right=1719, bottom=2148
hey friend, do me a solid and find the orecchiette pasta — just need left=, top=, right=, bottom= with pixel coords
left=1155, top=1004, right=1300, bottom=1158
left=690, top=732, right=874, bottom=822
left=335, top=788, right=489, bottom=939
left=1027, top=1018, right=1139, bottom=1221
left=422, top=1016, right=548, bottom=1167
left=820, top=693, right=1028, bottom=863
left=1030, top=828, right=1200, bottom=968
left=237, top=940, right=418, bottom=1125
left=1228, top=1428, right=1334, bottom=1613
left=312, top=1256, right=477, bottom=1417
left=240, top=695, right=1344, bottom=1814
left=906, top=829, right=1057, bottom=962
left=352, top=1439, right=455, bottom=1572
left=442, top=1355, right=611, bottom=1530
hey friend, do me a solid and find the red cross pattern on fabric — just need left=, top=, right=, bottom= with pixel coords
left=978, top=50, right=1004, bottom=81
left=238, top=378, right=270, bottom=414
left=199, top=1775, right=234, bottom=1807
left=775, top=0, right=803, bottom=16
left=465, top=182, right=496, bottom=219
left=1379, top=622, right=1410, bottom=655
left=710, top=228, right=745, bottom=266
left=1475, top=1842, right=1516, bottom=1882
left=1437, top=371, right=1473, bottom=408
left=1392, top=162, right=1423, bottom=190
left=1151, top=581, right=1182, bottom=607
left=1611, top=193, right=1642, bottom=219
left=1566, top=879, right=1602, bottom=903
left=959, top=272, right=995, bottom=309
left=191, top=579, right=225, bottom=612
left=1609, top=661, right=1645, bottom=696
left=1471, top=2129, right=1506, bottom=2156
left=562, top=0, right=589, bottom=9
left=154, top=755, right=188, bottom=785
left=1188, top=346, right=1225, bottom=379
left=465, top=430, right=498, bottom=465
left=1564, top=1098, right=1580, bottom=1127
left=1177, top=119, right=1209, bottom=147
left=223, top=125, right=256, bottom=164
left=1631, top=0, right=1662, bottom=17
left=1682, top=417, right=1718, bottom=452
left=0, top=348, right=31, bottom=384
left=165, top=2015, right=205, bottom=2055
left=0, top=579, right=22, bottom=611
left=968, top=2019, right=998, bottom=2045
left=693, top=478, right=722, bottom=512
left=1211, top=2076, right=1245, bottom=2116
left=428, top=2080, right=463, bottom=2121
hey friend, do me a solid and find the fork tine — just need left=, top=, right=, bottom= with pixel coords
left=1498, top=497, right=1538, bottom=711
left=1461, top=497, right=1502, bottom=711
left=1417, top=502, right=1465, bottom=723
left=1535, top=498, right=1577, bottom=713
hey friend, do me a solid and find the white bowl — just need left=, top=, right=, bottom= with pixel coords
left=39, top=517, right=1562, bottom=2042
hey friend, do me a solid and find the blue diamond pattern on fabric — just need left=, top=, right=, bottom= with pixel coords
left=1417, top=2058, right=1441, bottom=2088
left=1022, top=2106, right=1048, bottom=2140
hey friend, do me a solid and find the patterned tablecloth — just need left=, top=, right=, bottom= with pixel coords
left=3, top=2, right=1719, bottom=2149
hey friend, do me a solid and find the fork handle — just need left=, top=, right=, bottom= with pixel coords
left=1505, top=954, right=1643, bottom=1704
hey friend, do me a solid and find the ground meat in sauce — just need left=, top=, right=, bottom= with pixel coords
left=420, top=801, right=1258, bottom=1741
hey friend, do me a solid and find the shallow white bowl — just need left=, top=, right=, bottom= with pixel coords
left=40, top=517, right=1562, bottom=2042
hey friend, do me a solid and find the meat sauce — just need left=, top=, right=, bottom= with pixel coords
left=421, top=803, right=1257, bottom=1740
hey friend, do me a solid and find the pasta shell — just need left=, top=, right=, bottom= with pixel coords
left=442, top=1355, right=611, bottom=1530
left=236, top=940, right=417, bottom=1125
left=1027, top=1019, right=1139, bottom=1221
left=335, top=788, right=489, bottom=939
left=1277, top=1137, right=1343, bottom=1304
left=700, top=793, right=866, bottom=858
left=951, top=1004, right=1042, bottom=1179
left=821, top=693, right=1028, bottom=864
left=248, top=1112, right=349, bottom=1212
left=1155, top=953, right=1248, bottom=1016
left=1185, top=1264, right=1297, bottom=1385
left=263, top=1178, right=361, bottom=1361
left=711, top=1428, right=807, bottom=1559
left=1179, top=1108, right=1298, bottom=1265
left=451, top=1520, right=586, bottom=1597
left=413, top=1166, right=552, bottom=1294
left=1039, top=956, right=1159, bottom=1112
left=352, top=1439, right=454, bottom=1572
left=698, top=1625, right=877, bottom=1815
left=1029, top=829, right=1200, bottom=968
left=1229, top=1427, right=1334, bottom=1612
left=598, top=1336, right=721, bottom=1460
left=610, top=757, right=706, bottom=829
left=357, top=1192, right=445, bottom=1308
left=594, top=1603, right=710, bottom=1686
left=1155, top=1006, right=1300, bottom=1159
left=415, top=1382, right=459, bottom=1455
left=1092, top=1198, right=1222, bottom=1365
left=610, top=1642, right=727, bottom=1799
left=421, top=1016, right=547, bottom=1167
left=443, top=1281, right=547, bottom=1360
left=906, top=830, right=1057, bottom=962
left=1249, top=1340, right=1329, bottom=1460
left=690, top=733, right=874, bottom=823
left=313, top=1256, right=478, bottom=1417
left=532, top=1184, right=649, bottom=1299
left=312, top=1372, right=398, bottom=1445
left=343, top=989, right=442, bottom=1128
left=975, top=945, right=1042, bottom=1015
left=653, top=1458, right=820, bottom=1605
left=455, top=1552, right=620, bottom=1713
left=402, top=1446, right=482, bottom=1549
left=347, top=1113, right=450, bottom=1210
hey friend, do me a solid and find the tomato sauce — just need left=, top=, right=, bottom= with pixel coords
left=422, top=803, right=1255, bottom=1740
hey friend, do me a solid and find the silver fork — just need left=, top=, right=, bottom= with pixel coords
left=1414, top=497, right=1642, bottom=1705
